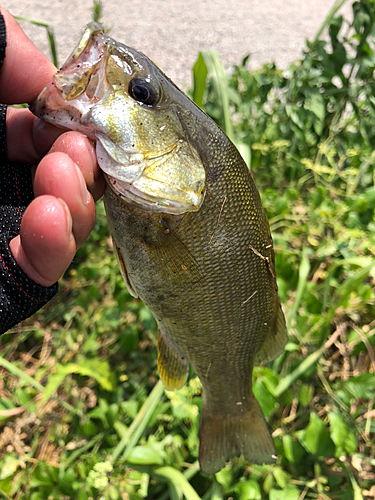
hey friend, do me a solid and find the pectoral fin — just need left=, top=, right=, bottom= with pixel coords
left=157, top=328, right=189, bottom=391
left=147, top=218, right=203, bottom=284
left=112, top=240, right=138, bottom=298
left=254, top=300, right=287, bottom=364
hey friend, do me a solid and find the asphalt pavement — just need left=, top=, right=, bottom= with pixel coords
left=2, top=0, right=352, bottom=89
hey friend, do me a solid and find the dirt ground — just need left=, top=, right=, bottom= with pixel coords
left=2, top=0, right=352, bottom=89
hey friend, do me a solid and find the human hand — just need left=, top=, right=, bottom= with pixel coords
left=1, top=9, right=105, bottom=287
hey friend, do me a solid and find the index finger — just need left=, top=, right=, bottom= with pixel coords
left=0, top=8, right=56, bottom=104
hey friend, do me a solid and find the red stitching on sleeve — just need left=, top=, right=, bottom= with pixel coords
left=0, top=254, right=47, bottom=303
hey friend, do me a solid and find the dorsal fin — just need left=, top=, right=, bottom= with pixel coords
left=254, top=300, right=287, bottom=364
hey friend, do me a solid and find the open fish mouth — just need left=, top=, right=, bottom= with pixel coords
left=30, top=23, right=113, bottom=137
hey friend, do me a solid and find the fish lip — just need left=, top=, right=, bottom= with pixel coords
left=29, top=88, right=98, bottom=139
left=29, top=25, right=112, bottom=130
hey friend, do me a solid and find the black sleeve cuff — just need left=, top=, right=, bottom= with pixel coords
left=0, top=152, right=59, bottom=334
left=0, top=238, right=58, bottom=334
left=0, top=18, right=59, bottom=334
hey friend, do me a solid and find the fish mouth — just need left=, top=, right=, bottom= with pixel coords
left=30, top=23, right=112, bottom=134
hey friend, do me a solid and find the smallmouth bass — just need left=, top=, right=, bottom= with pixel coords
left=31, top=23, right=287, bottom=475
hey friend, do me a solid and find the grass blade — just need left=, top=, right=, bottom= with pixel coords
left=192, top=53, right=208, bottom=109
left=154, top=466, right=201, bottom=500
left=200, top=51, right=234, bottom=141
left=110, top=379, right=165, bottom=463
left=14, top=15, right=59, bottom=67
left=157, top=462, right=200, bottom=500
left=274, top=326, right=342, bottom=397
left=0, top=355, right=45, bottom=392
left=286, top=248, right=310, bottom=328
left=64, top=433, right=105, bottom=467
left=92, top=0, right=104, bottom=24
left=0, top=355, right=81, bottom=415
left=0, top=489, right=12, bottom=500
left=312, top=0, right=349, bottom=45
left=323, top=258, right=375, bottom=312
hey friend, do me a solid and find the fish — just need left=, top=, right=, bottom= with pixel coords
left=30, top=22, right=287, bottom=475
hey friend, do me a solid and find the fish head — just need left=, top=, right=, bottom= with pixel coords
left=31, top=22, right=206, bottom=214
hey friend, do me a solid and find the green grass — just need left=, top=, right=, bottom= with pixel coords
left=1, top=0, right=375, bottom=498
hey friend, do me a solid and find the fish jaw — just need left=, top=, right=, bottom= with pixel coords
left=30, top=23, right=112, bottom=140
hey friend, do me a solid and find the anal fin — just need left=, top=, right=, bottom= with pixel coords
left=157, top=328, right=189, bottom=391
left=254, top=300, right=287, bottom=364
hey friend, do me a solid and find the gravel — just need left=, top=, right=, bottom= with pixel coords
left=2, top=0, right=352, bottom=89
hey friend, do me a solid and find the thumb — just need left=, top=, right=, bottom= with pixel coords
left=0, top=8, right=56, bottom=104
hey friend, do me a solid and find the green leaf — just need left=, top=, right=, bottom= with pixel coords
left=269, top=484, right=300, bottom=500
left=121, top=400, right=139, bottom=419
left=328, top=411, right=358, bottom=455
left=339, top=373, right=375, bottom=400
left=126, top=445, right=164, bottom=465
left=304, top=92, right=325, bottom=122
left=235, top=479, right=262, bottom=500
left=282, top=435, right=306, bottom=464
left=0, top=456, right=20, bottom=480
left=215, top=467, right=232, bottom=488
left=299, top=413, right=335, bottom=457
left=42, top=357, right=115, bottom=402
left=273, top=467, right=290, bottom=489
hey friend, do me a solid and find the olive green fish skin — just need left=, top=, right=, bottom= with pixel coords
left=30, top=23, right=287, bottom=475
left=104, top=115, right=278, bottom=413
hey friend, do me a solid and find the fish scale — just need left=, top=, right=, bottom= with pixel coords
left=31, top=22, right=287, bottom=475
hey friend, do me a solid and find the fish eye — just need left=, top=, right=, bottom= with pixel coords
left=128, top=78, right=160, bottom=106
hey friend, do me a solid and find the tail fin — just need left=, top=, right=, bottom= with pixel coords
left=199, top=393, right=276, bottom=475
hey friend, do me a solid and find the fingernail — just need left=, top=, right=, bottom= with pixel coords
left=75, top=164, right=91, bottom=205
left=57, top=198, right=73, bottom=237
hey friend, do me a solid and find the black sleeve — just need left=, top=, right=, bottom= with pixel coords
left=0, top=12, right=58, bottom=335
